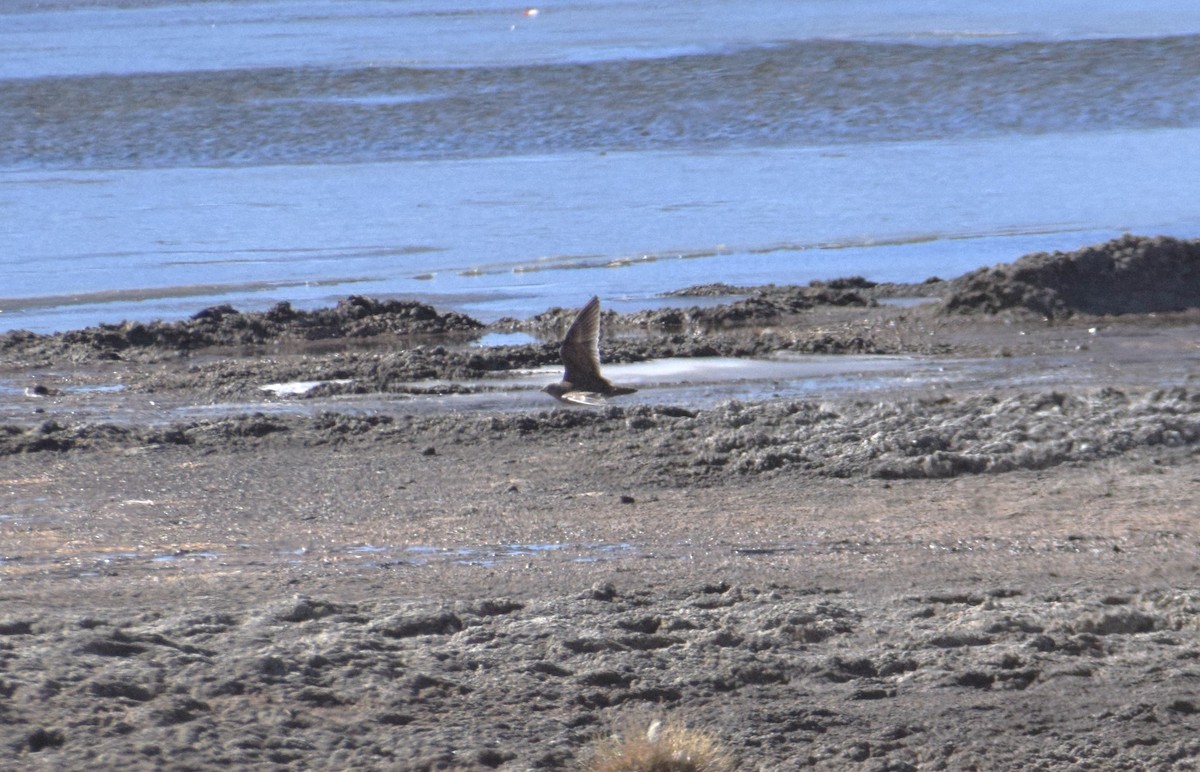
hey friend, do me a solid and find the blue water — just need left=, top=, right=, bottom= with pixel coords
left=3, top=0, right=1200, bottom=333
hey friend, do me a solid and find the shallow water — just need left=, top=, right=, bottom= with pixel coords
left=0, top=353, right=1028, bottom=426
left=3, top=1, right=1200, bottom=333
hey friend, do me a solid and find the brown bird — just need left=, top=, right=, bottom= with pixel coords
left=542, top=296, right=637, bottom=405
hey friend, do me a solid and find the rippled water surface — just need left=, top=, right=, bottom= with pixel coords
left=3, top=1, right=1200, bottom=332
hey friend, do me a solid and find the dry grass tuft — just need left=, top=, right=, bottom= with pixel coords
left=583, top=714, right=736, bottom=772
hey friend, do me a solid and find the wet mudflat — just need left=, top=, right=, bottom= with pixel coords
left=2, top=432, right=1199, bottom=770
left=2, top=237, right=1200, bottom=769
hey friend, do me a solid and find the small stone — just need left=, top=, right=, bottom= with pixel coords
left=27, top=728, right=64, bottom=752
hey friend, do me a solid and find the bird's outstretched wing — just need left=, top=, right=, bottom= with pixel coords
left=560, top=296, right=610, bottom=392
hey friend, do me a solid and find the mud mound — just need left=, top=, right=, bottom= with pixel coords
left=941, top=235, right=1200, bottom=317
left=0, top=296, right=483, bottom=361
left=6, top=388, right=1199, bottom=485
left=632, top=283, right=874, bottom=329
left=503, top=283, right=875, bottom=336
left=661, top=282, right=754, bottom=297
left=0, top=415, right=295, bottom=455
left=693, top=387, right=1200, bottom=479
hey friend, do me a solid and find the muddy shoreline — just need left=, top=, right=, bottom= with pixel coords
left=3, top=235, right=1200, bottom=770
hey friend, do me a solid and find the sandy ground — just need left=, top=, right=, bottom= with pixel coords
left=2, top=291, right=1200, bottom=769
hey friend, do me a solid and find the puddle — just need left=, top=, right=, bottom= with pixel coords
left=332, top=541, right=637, bottom=567
left=144, top=354, right=966, bottom=421
left=260, top=378, right=353, bottom=396
left=0, top=513, right=58, bottom=528
left=391, top=355, right=927, bottom=400
left=0, top=379, right=126, bottom=396
left=0, top=548, right=226, bottom=572
left=175, top=401, right=320, bottom=419
left=369, top=353, right=993, bottom=414
left=5, top=534, right=1136, bottom=578
left=470, top=331, right=540, bottom=348
left=150, top=550, right=223, bottom=563
left=90, top=549, right=224, bottom=565
left=65, top=384, right=126, bottom=394
left=0, top=349, right=1122, bottom=428
left=877, top=296, right=939, bottom=308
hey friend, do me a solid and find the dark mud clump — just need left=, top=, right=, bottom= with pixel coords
left=0, top=296, right=483, bottom=362
left=940, top=235, right=1200, bottom=318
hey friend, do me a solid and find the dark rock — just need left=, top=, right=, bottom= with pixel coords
left=79, top=637, right=147, bottom=658
left=562, top=638, right=624, bottom=655
left=89, top=679, right=158, bottom=702
left=296, top=687, right=345, bottom=707
left=585, top=582, right=618, bottom=601
left=955, top=671, right=996, bottom=689
left=463, top=599, right=524, bottom=617
left=928, top=633, right=993, bottom=648
left=627, top=686, right=683, bottom=703
left=618, top=634, right=681, bottom=650
left=851, top=688, right=895, bottom=700
left=1075, top=610, right=1158, bottom=636
left=996, top=669, right=1040, bottom=690
left=26, top=728, right=64, bottom=753
left=377, top=712, right=415, bottom=726
left=270, top=596, right=345, bottom=623
left=822, top=657, right=878, bottom=682
left=577, top=670, right=632, bottom=688
left=476, top=748, right=514, bottom=768
left=373, top=611, right=463, bottom=638
left=150, top=697, right=211, bottom=725
left=0, top=619, right=34, bottom=635
left=526, top=662, right=572, bottom=678
left=614, top=615, right=661, bottom=634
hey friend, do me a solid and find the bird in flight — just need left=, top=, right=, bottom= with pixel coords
left=542, top=296, right=637, bottom=406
